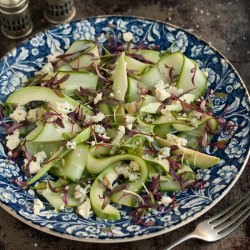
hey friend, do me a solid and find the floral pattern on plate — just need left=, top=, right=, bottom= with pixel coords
left=0, top=16, right=249, bottom=242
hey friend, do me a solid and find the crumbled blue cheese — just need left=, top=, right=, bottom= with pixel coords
left=6, top=129, right=20, bottom=150
left=94, top=124, right=110, bottom=140
left=56, top=101, right=74, bottom=114
left=179, top=93, right=196, bottom=104
left=84, top=112, right=105, bottom=124
left=166, top=134, right=187, bottom=146
left=158, top=147, right=171, bottom=159
left=74, top=185, right=89, bottom=203
left=33, top=199, right=44, bottom=215
left=158, top=196, right=172, bottom=206
left=168, top=86, right=183, bottom=97
left=191, top=118, right=199, bottom=127
left=28, top=160, right=41, bottom=174
left=144, top=114, right=154, bottom=123
left=122, top=32, right=134, bottom=42
left=155, top=80, right=171, bottom=101
left=35, top=62, right=54, bottom=76
left=47, top=51, right=63, bottom=63
left=77, top=198, right=93, bottom=219
left=129, top=161, right=140, bottom=172
left=66, top=141, right=77, bottom=150
left=93, top=92, right=103, bottom=105
left=112, top=126, right=125, bottom=146
left=103, top=171, right=119, bottom=189
left=26, top=108, right=39, bottom=123
left=125, top=115, right=136, bottom=130
left=34, top=151, right=47, bottom=163
left=116, top=162, right=140, bottom=182
left=10, top=104, right=27, bottom=123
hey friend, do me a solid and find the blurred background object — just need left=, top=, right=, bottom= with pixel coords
left=44, top=0, right=76, bottom=24
left=0, top=0, right=32, bottom=39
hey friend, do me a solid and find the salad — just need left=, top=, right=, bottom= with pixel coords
left=1, top=34, right=222, bottom=223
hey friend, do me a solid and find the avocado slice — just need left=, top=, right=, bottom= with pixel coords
left=6, top=86, right=93, bottom=115
left=90, top=163, right=121, bottom=220
left=112, top=52, right=128, bottom=101
left=156, top=137, right=220, bottom=168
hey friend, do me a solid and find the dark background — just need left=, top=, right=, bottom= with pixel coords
left=0, top=0, right=249, bottom=249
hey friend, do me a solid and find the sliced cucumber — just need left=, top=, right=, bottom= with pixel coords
left=156, top=137, right=220, bottom=168
left=129, top=49, right=161, bottom=64
left=139, top=52, right=184, bottom=90
left=41, top=182, right=80, bottom=211
left=6, top=86, right=93, bottom=115
left=56, top=40, right=96, bottom=67
left=126, top=77, right=140, bottom=102
left=90, top=163, right=121, bottom=220
left=50, top=144, right=89, bottom=181
left=57, top=45, right=100, bottom=71
left=125, top=55, right=147, bottom=74
left=112, top=52, right=128, bottom=101
left=58, top=71, right=98, bottom=95
left=177, top=56, right=207, bottom=98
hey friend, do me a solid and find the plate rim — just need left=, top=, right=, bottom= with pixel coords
left=0, top=14, right=249, bottom=243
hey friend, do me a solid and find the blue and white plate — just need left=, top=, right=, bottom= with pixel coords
left=0, top=16, right=249, bottom=242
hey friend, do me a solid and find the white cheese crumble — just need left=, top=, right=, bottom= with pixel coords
left=158, top=196, right=172, bottom=206
left=26, top=108, right=39, bottom=123
left=179, top=93, right=195, bottom=104
left=47, top=51, right=63, bottom=63
left=116, top=162, right=140, bottom=182
left=155, top=80, right=171, bottom=101
left=66, top=141, right=77, bottom=150
left=35, top=62, right=54, bottom=76
left=84, top=112, right=105, bottom=124
left=28, top=160, right=41, bottom=174
left=93, top=92, right=103, bottom=105
left=166, top=134, right=187, bottom=146
left=144, top=114, right=154, bottom=123
left=94, top=124, right=110, bottom=140
left=34, top=151, right=47, bottom=164
left=112, top=126, right=125, bottom=146
left=168, top=86, right=184, bottom=97
left=56, top=102, right=74, bottom=114
left=74, top=185, right=89, bottom=203
left=6, top=129, right=20, bottom=150
left=129, top=161, right=140, bottom=172
left=191, top=118, right=199, bottom=127
left=125, top=115, right=136, bottom=130
left=77, top=198, right=93, bottom=219
left=10, top=104, right=27, bottom=123
left=122, top=32, right=134, bottom=42
left=33, top=199, right=44, bottom=215
left=158, top=147, right=171, bottom=159
left=103, top=171, right=118, bottom=189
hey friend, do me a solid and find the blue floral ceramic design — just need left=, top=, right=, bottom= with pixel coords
left=0, top=16, right=249, bottom=242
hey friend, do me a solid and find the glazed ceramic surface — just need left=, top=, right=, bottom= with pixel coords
left=0, top=16, right=249, bottom=242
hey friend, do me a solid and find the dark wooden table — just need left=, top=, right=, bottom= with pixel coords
left=0, top=0, right=249, bottom=249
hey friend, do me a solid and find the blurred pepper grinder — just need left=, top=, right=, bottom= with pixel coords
left=0, top=0, right=33, bottom=39
left=44, top=0, right=76, bottom=24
